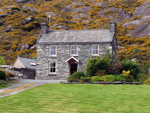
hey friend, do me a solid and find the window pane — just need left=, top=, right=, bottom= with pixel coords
left=71, top=45, right=77, bottom=55
left=51, top=46, right=56, bottom=50
left=92, top=50, right=98, bottom=54
left=71, top=45, right=77, bottom=49
left=92, top=45, right=98, bottom=49
left=50, top=68, right=55, bottom=72
left=50, top=46, right=56, bottom=55
left=50, top=62, right=55, bottom=67
left=50, top=51, right=56, bottom=55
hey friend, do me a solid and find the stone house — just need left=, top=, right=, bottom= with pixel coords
left=36, top=22, right=117, bottom=80
left=14, top=56, right=36, bottom=79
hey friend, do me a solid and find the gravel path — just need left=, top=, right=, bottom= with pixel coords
left=0, top=79, right=68, bottom=98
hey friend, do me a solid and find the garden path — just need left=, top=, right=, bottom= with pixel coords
left=0, top=79, right=68, bottom=98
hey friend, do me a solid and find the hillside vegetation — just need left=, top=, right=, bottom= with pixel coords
left=0, top=0, right=150, bottom=67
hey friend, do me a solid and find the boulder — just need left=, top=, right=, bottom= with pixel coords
left=134, top=1, right=150, bottom=16
left=131, top=23, right=150, bottom=38
left=140, top=16, right=150, bottom=23
left=60, top=6, right=73, bottom=12
left=95, top=2, right=107, bottom=7
left=16, top=0, right=29, bottom=3
left=73, top=6, right=91, bottom=16
left=73, top=13, right=86, bottom=19
left=0, top=36, right=3, bottom=39
left=76, top=2, right=85, bottom=5
left=122, top=20, right=140, bottom=27
left=20, top=17, right=34, bottom=25
left=22, top=5, right=40, bottom=11
left=20, top=44, right=29, bottom=51
left=45, top=12, right=59, bottom=17
left=57, top=25, right=70, bottom=30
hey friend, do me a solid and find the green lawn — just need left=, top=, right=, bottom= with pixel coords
left=0, top=84, right=150, bottom=113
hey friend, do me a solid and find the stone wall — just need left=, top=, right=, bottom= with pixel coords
left=36, top=43, right=112, bottom=80
left=14, top=68, right=35, bottom=79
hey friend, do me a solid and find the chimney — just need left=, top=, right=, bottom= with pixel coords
left=41, top=23, right=49, bottom=34
left=109, top=22, right=116, bottom=33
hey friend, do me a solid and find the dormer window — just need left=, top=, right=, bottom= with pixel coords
left=50, top=45, right=57, bottom=56
left=29, top=61, right=36, bottom=66
left=70, top=45, right=78, bottom=56
left=92, top=45, right=99, bottom=55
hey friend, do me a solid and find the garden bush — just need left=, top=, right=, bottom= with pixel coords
left=114, top=75, right=126, bottom=81
left=91, top=76, right=101, bottom=82
left=144, top=79, right=150, bottom=85
left=121, top=59, right=143, bottom=79
left=80, top=77, right=91, bottom=82
left=106, top=75, right=115, bottom=82
left=67, top=71, right=85, bottom=82
left=0, top=70, right=6, bottom=80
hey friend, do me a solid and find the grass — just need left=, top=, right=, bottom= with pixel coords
left=0, top=84, right=150, bottom=113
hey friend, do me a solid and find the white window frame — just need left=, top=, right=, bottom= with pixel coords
left=92, top=44, right=99, bottom=56
left=70, top=45, right=78, bottom=56
left=49, top=62, right=57, bottom=74
left=50, top=45, right=57, bottom=56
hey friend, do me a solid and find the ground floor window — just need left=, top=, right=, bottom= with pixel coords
left=49, top=62, right=56, bottom=74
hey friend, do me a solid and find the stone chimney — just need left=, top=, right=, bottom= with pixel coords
left=110, top=22, right=116, bottom=33
left=41, top=23, right=49, bottom=34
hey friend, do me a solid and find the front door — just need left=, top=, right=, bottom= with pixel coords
left=70, top=64, right=77, bottom=75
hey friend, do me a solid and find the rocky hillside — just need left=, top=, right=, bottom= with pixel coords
left=0, top=0, right=150, bottom=66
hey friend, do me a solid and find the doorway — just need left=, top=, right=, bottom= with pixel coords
left=70, top=64, right=77, bottom=75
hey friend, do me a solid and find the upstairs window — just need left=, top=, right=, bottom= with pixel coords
left=50, top=45, right=57, bottom=56
left=49, top=62, right=56, bottom=73
left=92, top=45, right=99, bottom=55
left=70, top=45, right=78, bottom=56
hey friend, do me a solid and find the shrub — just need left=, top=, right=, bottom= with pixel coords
left=0, top=56, right=5, bottom=65
left=3, top=70, right=16, bottom=77
left=121, top=59, right=142, bottom=79
left=106, top=75, right=115, bottom=82
left=95, top=70, right=106, bottom=76
left=86, top=49, right=113, bottom=77
left=138, top=73, right=149, bottom=84
left=67, top=71, right=85, bottom=82
left=80, top=77, right=91, bottom=82
left=108, top=62, right=124, bottom=75
left=114, top=75, right=126, bottom=81
left=0, top=70, right=6, bottom=80
left=0, top=81, right=8, bottom=87
left=91, top=76, right=101, bottom=82
left=144, top=79, right=150, bottom=85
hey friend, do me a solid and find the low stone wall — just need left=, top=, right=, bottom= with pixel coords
left=14, top=68, right=35, bottom=79
left=64, top=81, right=141, bottom=85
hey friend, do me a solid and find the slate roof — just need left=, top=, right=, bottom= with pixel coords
left=37, top=29, right=115, bottom=44
left=19, top=57, right=36, bottom=70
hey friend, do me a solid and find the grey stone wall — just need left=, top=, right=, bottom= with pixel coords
left=36, top=43, right=112, bottom=80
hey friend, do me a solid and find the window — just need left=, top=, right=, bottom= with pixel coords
left=92, top=45, right=99, bottom=55
left=70, top=45, right=78, bottom=56
left=50, top=45, right=57, bottom=56
left=49, top=62, right=56, bottom=73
